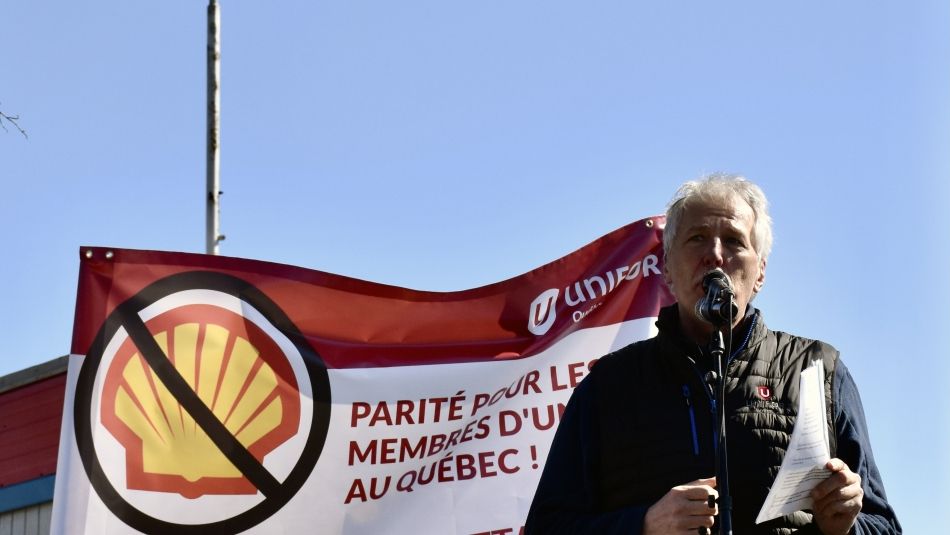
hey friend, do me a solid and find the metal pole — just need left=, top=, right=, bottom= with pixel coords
left=206, top=0, right=222, bottom=255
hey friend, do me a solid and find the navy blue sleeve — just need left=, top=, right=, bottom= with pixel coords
left=523, top=375, right=649, bottom=534
left=833, top=360, right=901, bottom=534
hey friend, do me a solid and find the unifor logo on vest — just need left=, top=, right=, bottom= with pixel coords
left=527, top=254, right=661, bottom=336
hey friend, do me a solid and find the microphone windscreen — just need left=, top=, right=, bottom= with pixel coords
left=701, top=268, right=733, bottom=292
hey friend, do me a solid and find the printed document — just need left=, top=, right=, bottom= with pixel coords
left=756, top=360, right=830, bottom=524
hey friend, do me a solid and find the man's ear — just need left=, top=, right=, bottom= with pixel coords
left=754, top=257, right=767, bottom=293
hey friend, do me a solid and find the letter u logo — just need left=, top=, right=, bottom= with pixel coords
left=528, top=288, right=559, bottom=336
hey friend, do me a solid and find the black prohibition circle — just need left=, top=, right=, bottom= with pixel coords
left=73, top=271, right=331, bottom=534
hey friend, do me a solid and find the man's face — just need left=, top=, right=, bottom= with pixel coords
left=663, top=192, right=766, bottom=339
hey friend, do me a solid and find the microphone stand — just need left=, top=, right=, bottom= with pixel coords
left=706, top=313, right=734, bottom=535
left=695, top=269, right=738, bottom=534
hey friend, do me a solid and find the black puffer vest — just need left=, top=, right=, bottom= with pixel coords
left=587, top=305, right=838, bottom=534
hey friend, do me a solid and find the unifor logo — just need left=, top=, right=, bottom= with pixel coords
left=527, top=288, right=559, bottom=335
left=526, top=254, right=661, bottom=337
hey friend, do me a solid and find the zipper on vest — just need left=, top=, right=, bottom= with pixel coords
left=682, top=384, right=700, bottom=456
left=686, top=364, right=718, bottom=456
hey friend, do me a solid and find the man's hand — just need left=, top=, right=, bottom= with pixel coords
left=643, top=476, right=718, bottom=534
left=811, top=458, right=863, bottom=535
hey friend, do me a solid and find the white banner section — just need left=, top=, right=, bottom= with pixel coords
left=52, top=318, right=655, bottom=534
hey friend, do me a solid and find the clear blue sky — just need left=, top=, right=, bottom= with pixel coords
left=2, top=2, right=946, bottom=531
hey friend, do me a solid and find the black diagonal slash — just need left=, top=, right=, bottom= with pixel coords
left=121, top=308, right=282, bottom=498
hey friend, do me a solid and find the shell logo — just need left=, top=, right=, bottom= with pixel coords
left=74, top=272, right=331, bottom=534
left=100, top=305, right=301, bottom=498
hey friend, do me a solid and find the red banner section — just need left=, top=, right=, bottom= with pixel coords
left=71, top=217, right=671, bottom=369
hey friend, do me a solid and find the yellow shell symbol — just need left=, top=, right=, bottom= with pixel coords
left=102, top=312, right=300, bottom=498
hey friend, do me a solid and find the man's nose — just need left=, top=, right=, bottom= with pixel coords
left=703, top=239, right=724, bottom=268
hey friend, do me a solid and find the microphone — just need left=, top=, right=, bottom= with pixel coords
left=695, top=269, right=739, bottom=325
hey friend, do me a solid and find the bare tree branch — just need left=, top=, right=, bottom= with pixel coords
left=0, top=104, right=28, bottom=139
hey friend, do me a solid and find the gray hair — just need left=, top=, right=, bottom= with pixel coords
left=663, top=173, right=773, bottom=262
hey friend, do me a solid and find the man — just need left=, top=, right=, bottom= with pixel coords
left=524, top=175, right=900, bottom=534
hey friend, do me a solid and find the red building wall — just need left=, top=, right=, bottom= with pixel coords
left=0, top=374, right=66, bottom=488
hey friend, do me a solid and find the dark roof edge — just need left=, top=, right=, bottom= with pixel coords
left=0, top=356, right=69, bottom=395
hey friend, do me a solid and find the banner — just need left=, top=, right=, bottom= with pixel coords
left=51, top=217, right=672, bottom=534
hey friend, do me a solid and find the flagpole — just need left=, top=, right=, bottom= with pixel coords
left=206, top=0, right=223, bottom=255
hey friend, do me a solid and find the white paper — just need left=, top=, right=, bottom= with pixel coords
left=755, top=360, right=830, bottom=524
